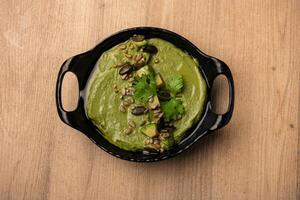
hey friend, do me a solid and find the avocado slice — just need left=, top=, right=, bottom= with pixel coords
left=155, top=73, right=164, bottom=88
left=149, top=95, right=160, bottom=109
left=136, top=65, right=150, bottom=77
left=141, top=123, right=158, bottom=137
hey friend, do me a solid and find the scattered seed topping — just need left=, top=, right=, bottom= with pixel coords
left=124, top=128, right=132, bottom=135
left=131, top=105, right=147, bottom=115
left=119, top=104, right=126, bottom=113
left=128, top=120, right=136, bottom=128
left=127, top=97, right=134, bottom=104
left=121, top=74, right=128, bottom=80
left=119, top=64, right=133, bottom=75
left=158, top=90, right=171, bottom=101
left=142, top=45, right=158, bottom=54
left=121, top=88, right=126, bottom=96
left=122, top=100, right=130, bottom=107
left=135, top=54, right=143, bottom=62
left=132, top=34, right=145, bottom=42
left=148, top=95, right=154, bottom=103
left=153, top=139, right=160, bottom=145
left=120, top=44, right=127, bottom=50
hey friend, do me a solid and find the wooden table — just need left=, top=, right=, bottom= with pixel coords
left=1, top=0, right=299, bottom=199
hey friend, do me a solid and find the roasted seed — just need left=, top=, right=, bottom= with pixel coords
left=122, top=58, right=128, bottom=63
left=121, top=74, right=129, bottom=80
left=149, top=138, right=154, bottom=144
left=153, top=139, right=160, bottom=145
left=161, top=129, right=169, bottom=133
left=131, top=105, right=147, bottom=115
left=144, top=108, right=149, bottom=114
left=124, top=128, right=132, bottom=135
left=121, top=88, right=126, bottom=96
left=132, top=34, right=145, bottom=42
left=158, top=90, right=171, bottom=101
left=128, top=120, right=136, bottom=128
left=125, top=54, right=132, bottom=59
left=119, top=104, right=126, bottom=112
left=153, top=109, right=161, bottom=114
left=162, top=132, right=170, bottom=138
left=119, top=64, right=133, bottom=75
left=159, top=132, right=170, bottom=141
left=127, top=97, right=134, bottom=104
left=113, top=84, right=117, bottom=89
left=152, top=143, right=161, bottom=149
left=134, top=58, right=146, bottom=68
left=120, top=44, right=127, bottom=50
left=154, top=58, right=159, bottom=63
left=122, top=100, right=130, bottom=106
left=158, top=112, right=164, bottom=118
left=148, top=95, right=154, bottom=103
left=128, top=77, right=134, bottom=82
left=135, top=54, right=143, bottom=62
left=142, top=45, right=158, bottom=54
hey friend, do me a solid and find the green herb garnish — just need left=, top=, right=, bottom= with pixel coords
left=166, top=75, right=184, bottom=95
left=161, top=98, right=184, bottom=121
left=133, top=74, right=157, bottom=103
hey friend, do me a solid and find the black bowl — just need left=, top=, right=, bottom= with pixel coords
left=55, top=27, right=234, bottom=162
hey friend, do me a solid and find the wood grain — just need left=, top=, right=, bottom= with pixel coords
left=0, top=0, right=299, bottom=199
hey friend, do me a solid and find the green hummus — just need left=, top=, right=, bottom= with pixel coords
left=86, top=36, right=206, bottom=152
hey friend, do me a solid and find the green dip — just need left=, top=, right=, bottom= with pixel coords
left=86, top=36, right=206, bottom=152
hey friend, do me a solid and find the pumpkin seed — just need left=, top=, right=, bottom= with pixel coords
left=142, top=45, right=158, bottom=54
left=132, top=34, right=145, bottom=42
left=127, top=97, right=134, bottom=104
left=121, top=74, right=128, bottom=80
left=125, top=54, right=132, bottom=59
left=158, top=112, right=164, bottom=118
left=120, top=44, right=127, bottom=50
left=148, top=95, right=154, bottom=103
left=131, top=105, right=147, bottom=115
left=128, top=120, right=136, bottom=128
left=123, top=128, right=132, bottom=135
left=135, top=54, right=143, bottom=62
left=122, top=100, right=130, bottom=107
left=121, top=88, right=126, bottom=96
left=153, top=139, right=160, bottom=145
left=119, top=104, right=126, bottom=113
left=158, top=90, right=171, bottom=101
left=119, top=64, right=133, bottom=75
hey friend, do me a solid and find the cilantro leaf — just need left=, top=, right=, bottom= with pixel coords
left=166, top=75, right=184, bottom=95
left=133, top=74, right=157, bottom=103
left=161, top=98, right=184, bottom=121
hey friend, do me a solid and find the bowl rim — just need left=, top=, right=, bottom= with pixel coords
left=55, top=26, right=234, bottom=162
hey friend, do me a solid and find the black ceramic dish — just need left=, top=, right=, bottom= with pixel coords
left=56, top=27, right=234, bottom=162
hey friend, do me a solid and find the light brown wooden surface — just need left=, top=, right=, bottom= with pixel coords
left=0, top=0, right=299, bottom=199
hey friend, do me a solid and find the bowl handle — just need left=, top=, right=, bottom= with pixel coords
left=205, top=58, right=234, bottom=131
left=55, top=57, right=81, bottom=127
